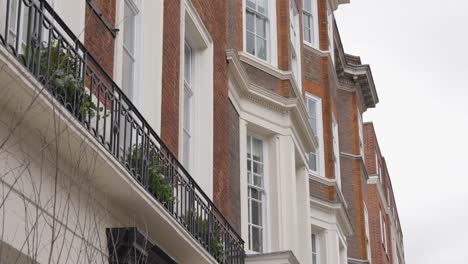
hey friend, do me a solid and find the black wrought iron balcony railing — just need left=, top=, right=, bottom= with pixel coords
left=0, top=1, right=244, bottom=263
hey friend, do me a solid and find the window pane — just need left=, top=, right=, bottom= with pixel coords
left=309, top=117, right=317, bottom=133
left=184, top=43, right=192, bottom=84
left=246, top=31, right=255, bottom=55
left=252, top=138, right=263, bottom=161
left=257, top=0, right=267, bottom=15
left=308, top=98, right=317, bottom=117
left=303, top=0, right=312, bottom=12
left=252, top=161, right=263, bottom=174
left=246, top=11, right=255, bottom=32
left=123, top=3, right=135, bottom=53
left=256, top=37, right=267, bottom=60
left=183, top=92, right=191, bottom=131
left=247, top=0, right=256, bottom=10
left=253, top=175, right=263, bottom=187
left=251, top=200, right=262, bottom=226
left=251, top=226, right=262, bottom=252
left=122, top=50, right=134, bottom=97
left=303, top=14, right=312, bottom=43
left=256, top=17, right=266, bottom=38
left=250, top=188, right=261, bottom=200
left=309, top=152, right=317, bottom=171
left=311, top=234, right=316, bottom=251
left=303, top=27, right=311, bottom=43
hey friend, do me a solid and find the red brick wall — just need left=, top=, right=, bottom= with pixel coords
left=191, top=0, right=231, bottom=221
left=364, top=123, right=399, bottom=264
left=160, top=0, right=233, bottom=221
left=84, top=0, right=116, bottom=78
left=161, top=0, right=181, bottom=156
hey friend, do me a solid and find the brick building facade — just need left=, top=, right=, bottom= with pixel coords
left=0, top=0, right=406, bottom=264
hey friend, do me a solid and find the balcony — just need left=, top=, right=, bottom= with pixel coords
left=0, top=0, right=244, bottom=263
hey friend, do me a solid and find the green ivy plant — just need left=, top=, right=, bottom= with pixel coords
left=26, top=41, right=103, bottom=119
left=185, top=210, right=228, bottom=263
left=127, top=144, right=174, bottom=205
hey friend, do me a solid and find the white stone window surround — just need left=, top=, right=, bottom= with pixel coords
left=246, top=133, right=270, bottom=253
left=114, top=0, right=164, bottom=134
left=178, top=0, right=214, bottom=198
left=311, top=232, right=321, bottom=264
left=121, top=0, right=139, bottom=100
left=228, top=50, right=317, bottom=263
left=305, top=93, right=325, bottom=178
left=242, top=0, right=278, bottom=68
left=308, top=221, right=349, bottom=264
left=332, top=116, right=341, bottom=189
left=114, top=0, right=143, bottom=108
left=364, top=202, right=372, bottom=262
left=302, top=0, right=319, bottom=49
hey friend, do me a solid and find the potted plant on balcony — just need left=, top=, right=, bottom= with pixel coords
left=185, top=210, right=228, bottom=263
left=126, top=144, right=174, bottom=206
left=25, top=41, right=103, bottom=120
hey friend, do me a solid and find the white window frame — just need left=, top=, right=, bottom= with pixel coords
left=246, top=134, right=269, bottom=253
left=179, top=0, right=214, bottom=197
left=311, top=233, right=320, bottom=264
left=120, top=0, right=141, bottom=102
left=357, top=110, right=364, bottom=158
left=302, top=0, right=319, bottom=48
left=332, top=116, right=341, bottom=188
left=364, top=203, right=372, bottom=262
left=327, top=3, right=334, bottom=64
left=380, top=209, right=387, bottom=252
left=289, top=0, right=301, bottom=89
left=306, top=93, right=325, bottom=177
left=182, top=41, right=195, bottom=171
left=375, top=151, right=381, bottom=181
left=243, top=0, right=278, bottom=67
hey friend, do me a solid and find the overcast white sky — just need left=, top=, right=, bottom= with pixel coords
left=335, top=0, right=468, bottom=263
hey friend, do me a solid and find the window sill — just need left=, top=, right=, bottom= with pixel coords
left=309, top=173, right=335, bottom=186
left=302, top=42, right=329, bottom=57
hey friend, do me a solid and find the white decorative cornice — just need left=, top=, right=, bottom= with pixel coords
left=310, top=196, right=354, bottom=237
left=333, top=21, right=378, bottom=111
left=184, top=0, right=213, bottom=46
left=226, top=49, right=318, bottom=154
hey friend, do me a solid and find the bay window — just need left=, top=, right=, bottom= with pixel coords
left=247, top=135, right=266, bottom=253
